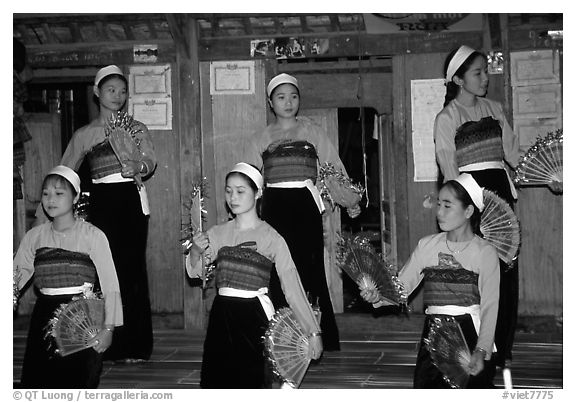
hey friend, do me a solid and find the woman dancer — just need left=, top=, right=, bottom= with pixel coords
left=15, top=165, right=122, bottom=388
left=186, top=162, right=322, bottom=388
left=57, top=65, right=156, bottom=363
left=362, top=173, right=499, bottom=388
left=245, top=73, right=361, bottom=351
left=434, top=45, right=518, bottom=369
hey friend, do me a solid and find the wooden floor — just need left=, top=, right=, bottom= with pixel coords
left=13, top=314, right=563, bottom=389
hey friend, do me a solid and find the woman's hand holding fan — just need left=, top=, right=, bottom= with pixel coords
left=337, top=234, right=407, bottom=307
left=87, top=326, right=114, bottom=354
left=307, top=333, right=323, bottom=360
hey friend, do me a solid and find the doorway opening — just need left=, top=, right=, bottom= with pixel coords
left=337, top=107, right=387, bottom=313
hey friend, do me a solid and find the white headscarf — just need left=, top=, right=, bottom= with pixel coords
left=445, top=45, right=476, bottom=83
left=47, top=165, right=81, bottom=195
left=453, top=173, right=484, bottom=212
left=266, top=73, right=299, bottom=98
left=229, top=163, right=264, bottom=191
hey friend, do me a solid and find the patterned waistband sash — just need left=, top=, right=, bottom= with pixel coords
left=215, top=243, right=274, bottom=291
left=87, top=141, right=123, bottom=180
left=33, top=247, right=97, bottom=290
left=262, top=140, right=318, bottom=184
left=455, top=117, right=504, bottom=167
left=422, top=253, right=480, bottom=307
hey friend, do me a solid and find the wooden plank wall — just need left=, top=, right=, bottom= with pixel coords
left=516, top=188, right=562, bottom=316
left=296, top=72, right=392, bottom=115
left=145, top=127, right=184, bottom=316
left=392, top=53, right=445, bottom=261
left=199, top=60, right=268, bottom=227
left=16, top=113, right=62, bottom=315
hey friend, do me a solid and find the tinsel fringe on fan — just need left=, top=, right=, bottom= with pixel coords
left=317, top=162, right=365, bottom=209
left=514, top=129, right=562, bottom=185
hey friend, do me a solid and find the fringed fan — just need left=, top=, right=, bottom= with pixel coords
left=73, top=192, right=90, bottom=221
left=46, top=296, right=105, bottom=356
left=13, top=266, right=21, bottom=311
left=480, top=189, right=521, bottom=267
left=424, top=316, right=472, bottom=389
left=264, top=307, right=312, bottom=388
left=514, top=129, right=562, bottom=186
left=181, top=178, right=214, bottom=288
left=105, top=111, right=145, bottom=188
left=337, top=234, right=407, bottom=307
left=317, top=162, right=365, bottom=209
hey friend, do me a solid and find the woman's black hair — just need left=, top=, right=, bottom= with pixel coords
left=42, top=174, right=78, bottom=198
left=441, top=180, right=482, bottom=235
left=443, top=48, right=487, bottom=107
left=225, top=164, right=263, bottom=217
left=93, top=73, right=128, bottom=106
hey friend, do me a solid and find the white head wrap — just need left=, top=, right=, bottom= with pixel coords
left=453, top=173, right=484, bottom=212
left=229, top=163, right=264, bottom=191
left=445, top=45, right=476, bottom=83
left=47, top=165, right=81, bottom=195
left=94, top=65, right=124, bottom=87
left=266, top=73, right=299, bottom=98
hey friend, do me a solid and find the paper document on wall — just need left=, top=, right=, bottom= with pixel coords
left=410, top=79, right=445, bottom=182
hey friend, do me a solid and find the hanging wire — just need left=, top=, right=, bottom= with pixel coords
left=356, top=15, right=369, bottom=208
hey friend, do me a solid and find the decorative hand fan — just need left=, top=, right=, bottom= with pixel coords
left=317, top=162, right=365, bottom=209
left=514, top=129, right=562, bottom=185
left=13, top=267, right=21, bottom=311
left=424, top=316, right=472, bottom=389
left=46, top=297, right=105, bottom=356
left=73, top=192, right=90, bottom=221
left=105, top=111, right=144, bottom=188
left=337, top=234, right=407, bottom=306
left=480, top=189, right=521, bottom=267
left=181, top=179, right=214, bottom=288
left=264, top=307, right=312, bottom=388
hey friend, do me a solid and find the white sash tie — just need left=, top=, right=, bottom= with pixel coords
left=93, top=173, right=150, bottom=215
left=218, top=287, right=275, bottom=320
left=460, top=161, right=518, bottom=199
left=267, top=179, right=325, bottom=213
left=40, top=282, right=93, bottom=296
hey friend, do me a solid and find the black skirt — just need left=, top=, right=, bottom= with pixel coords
left=262, top=186, right=340, bottom=351
left=464, top=168, right=518, bottom=367
left=90, top=181, right=153, bottom=361
left=200, top=295, right=270, bottom=388
left=20, top=293, right=103, bottom=388
left=413, top=314, right=495, bottom=389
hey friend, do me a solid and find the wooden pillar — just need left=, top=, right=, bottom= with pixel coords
left=499, top=14, right=513, bottom=124
left=391, top=55, right=410, bottom=264
left=172, top=15, right=205, bottom=330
